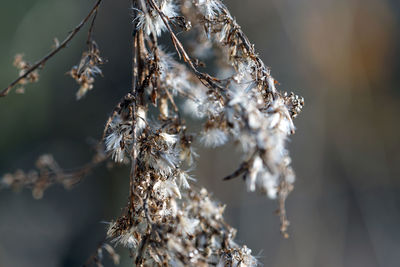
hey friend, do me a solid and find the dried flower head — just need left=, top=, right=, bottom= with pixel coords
left=69, top=41, right=103, bottom=99
left=12, top=54, right=39, bottom=93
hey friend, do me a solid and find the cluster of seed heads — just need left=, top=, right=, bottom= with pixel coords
left=12, top=54, right=39, bottom=93
left=1, top=0, right=304, bottom=266
left=69, top=40, right=104, bottom=100
left=283, top=92, right=305, bottom=119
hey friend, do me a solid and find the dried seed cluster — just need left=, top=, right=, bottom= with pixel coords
left=1, top=0, right=304, bottom=266
left=12, top=54, right=39, bottom=93
left=1, top=152, right=106, bottom=200
left=101, top=0, right=303, bottom=265
left=69, top=40, right=104, bottom=100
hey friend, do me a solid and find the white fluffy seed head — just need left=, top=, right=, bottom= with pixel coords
left=195, top=0, right=225, bottom=19
left=200, top=128, right=228, bottom=148
left=136, top=0, right=177, bottom=36
left=105, top=132, right=124, bottom=162
left=137, top=106, right=147, bottom=134
left=153, top=179, right=181, bottom=200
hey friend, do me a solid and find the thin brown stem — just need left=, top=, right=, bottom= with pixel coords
left=146, top=0, right=224, bottom=91
left=82, top=239, right=106, bottom=267
left=87, top=9, right=99, bottom=46
left=0, top=151, right=107, bottom=195
left=128, top=20, right=141, bottom=220
left=1, top=0, right=103, bottom=97
left=135, top=231, right=151, bottom=265
left=223, top=162, right=248, bottom=181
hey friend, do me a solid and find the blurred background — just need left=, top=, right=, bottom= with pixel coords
left=0, top=0, right=399, bottom=266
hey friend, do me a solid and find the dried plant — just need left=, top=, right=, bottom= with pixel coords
left=1, top=0, right=304, bottom=266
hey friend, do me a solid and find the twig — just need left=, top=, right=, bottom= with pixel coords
left=223, top=162, right=248, bottom=180
left=83, top=239, right=107, bottom=267
left=83, top=239, right=120, bottom=267
left=0, top=0, right=103, bottom=97
left=0, top=151, right=107, bottom=198
left=135, top=232, right=151, bottom=265
left=146, top=0, right=224, bottom=92
left=128, top=1, right=142, bottom=219
left=87, top=8, right=99, bottom=46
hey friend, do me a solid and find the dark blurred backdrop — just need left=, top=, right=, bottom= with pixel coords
left=1, top=0, right=399, bottom=266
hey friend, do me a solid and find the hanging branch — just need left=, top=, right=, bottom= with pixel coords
left=0, top=0, right=103, bottom=97
left=0, top=150, right=107, bottom=199
left=2, top=0, right=306, bottom=265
